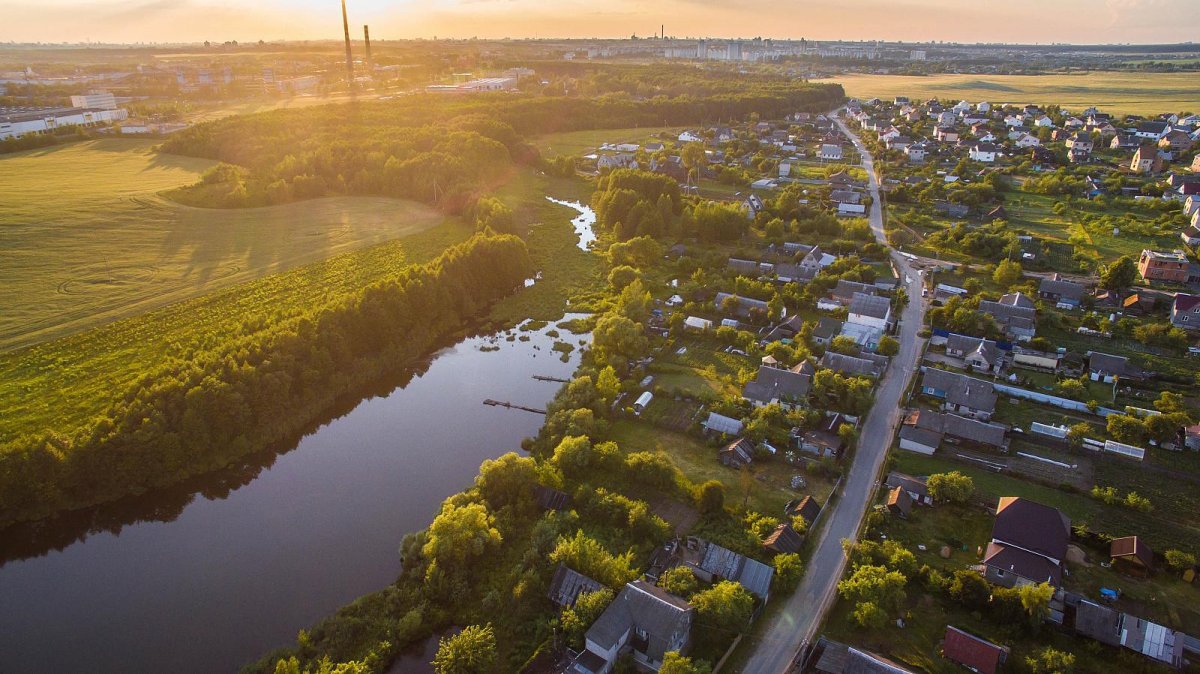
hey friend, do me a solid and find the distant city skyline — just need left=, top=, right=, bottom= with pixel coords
left=3, top=0, right=1199, bottom=45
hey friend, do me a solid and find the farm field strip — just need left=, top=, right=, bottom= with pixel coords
left=0, top=139, right=445, bottom=350
left=816, top=72, right=1200, bottom=116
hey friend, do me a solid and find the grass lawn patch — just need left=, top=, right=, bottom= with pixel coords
left=532, top=126, right=683, bottom=156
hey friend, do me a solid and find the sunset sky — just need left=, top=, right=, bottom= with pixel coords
left=4, top=0, right=1198, bottom=45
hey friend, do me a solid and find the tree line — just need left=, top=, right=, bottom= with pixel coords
left=0, top=233, right=533, bottom=527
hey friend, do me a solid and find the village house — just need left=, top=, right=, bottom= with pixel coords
left=573, top=581, right=694, bottom=674
left=1171, top=293, right=1200, bottom=331
left=1013, top=132, right=1041, bottom=148
left=919, top=368, right=998, bottom=420
left=811, top=317, right=843, bottom=347
left=968, top=142, right=998, bottom=162
left=1134, top=120, right=1171, bottom=141
left=547, top=564, right=605, bottom=608
left=904, top=143, right=928, bottom=162
left=847, top=292, right=893, bottom=331
left=978, top=292, right=1038, bottom=342
left=945, top=334, right=1004, bottom=374
left=656, top=537, right=774, bottom=601
left=798, top=412, right=848, bottom=458
left=983, top=497, right=1071, bottom=587
left=1130, top=143, right=1164, bottom=174
left=818, top=144, right=843, bottom=161
left=885, top=472, right=933, bottom=506
left=1086, top=351, right=1146, bottom=383
left=1110, top=133, right=1141, bottom=151
left=935, top=127, right=959, bottom=143
left=1159, top=129, right=1194, bottom=153
left=1066, top=597, right=1186, bottom=668
left=885, top=486, right=912, bottom=518
left=786, top=495, right=822, bottom=526
left=942, top=626, right=1009, bottom=674
left=742, top=362, right=814, bottom=410
left=899, top=409, right=1008, bottom=455
left=1138, top=248, right=1190, bottom=283
left=819, top=350, right=888, bottom=379
left=718, top=437, right=755, bottom=469
left=763, top=523, right=803, bottom=554
left=714, top=292, right=769, bottom=320
left=803, top=638, right=917, bottom=674
left=1037, top=273, right=1086, bottom=308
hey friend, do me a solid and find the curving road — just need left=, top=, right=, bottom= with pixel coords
left=737, top=110, right=928, bottom=673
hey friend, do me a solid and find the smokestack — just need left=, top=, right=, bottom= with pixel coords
left=341, top=0, right=354, bottom=89
left=363, top=25, right=373, bottom=71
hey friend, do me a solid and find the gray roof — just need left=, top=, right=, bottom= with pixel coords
left=829, top=189, right=861, bottom=204
left=813, top=639, right=917, bottom=674
left=833, top=279, right=876, bottom=301
left=715, top=292, right=769, bottom=318
left=1000, top=292, right=1036, bottom=309
left=941, top=412, right=1008, bottom=447
left=585, top=580, right=693, bottom=660
left=704, top=412, right=744, bottom=436
left=1073, top=600, right=1123, bottom=646
left=848, top=292, right=891, bottom=321
left=820, top=351, right=887, bottom=378
left=977, top=298, right=1036, bottom=332
left=743, top=364, right=812, bottom=405
left=1038, top=275, right=1086, bottom=302
left=945, top=334, right=1002, bottom=365
left=885, top=472, right=929, bottom=498
left=548, top=564, right=606, bottom=608
left=1087, top=351, right=1130, bottom=376
left=698, top=542, right=774, bottom=599
left=899, top=423, right=943, bottom=449
left=813, top=317, right=844, bottom=340
left=921, top=368, right=998, bottom=413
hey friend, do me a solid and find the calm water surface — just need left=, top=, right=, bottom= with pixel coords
left=0, top=320, right=586, bottom=673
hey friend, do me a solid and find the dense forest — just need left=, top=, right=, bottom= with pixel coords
left=0, top=233, right=532, bottom=527
left=161, top=74, right=843, bottom=210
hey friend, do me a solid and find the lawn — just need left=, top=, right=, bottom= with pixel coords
left=532, top=126, right=684, bottom=156
left=0, top=139, right=447, bottom=350
left=1004, top=191, right=1178, bottom=264
left=817, top=71, right=1200, bottom=116
left=608, top=420, right=832, bottom=517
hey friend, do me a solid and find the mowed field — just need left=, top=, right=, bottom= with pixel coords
left=533, top=126, right=684, bottom=156
left=815, top=72, right=1200, bottom=116
left=0, top=139, right=445, bottom=350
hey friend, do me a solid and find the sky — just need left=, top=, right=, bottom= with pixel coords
left=2, top=0, right=1198, bottom=45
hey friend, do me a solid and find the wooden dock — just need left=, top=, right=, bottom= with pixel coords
left=483, top=399, right=547, bottom=415
left=532, top=375, right=570, bottom=383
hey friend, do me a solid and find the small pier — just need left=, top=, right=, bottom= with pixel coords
left=483, top=399, right=547, bottom=415
left=532, top=375, right=570, bottom=383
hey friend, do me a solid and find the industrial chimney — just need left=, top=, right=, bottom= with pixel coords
left=363, top=25, right=373, bottom=71
left=341, top=0, right=354, bottom=88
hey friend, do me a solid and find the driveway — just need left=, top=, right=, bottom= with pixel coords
left=737, top=110, right=928, bottom=673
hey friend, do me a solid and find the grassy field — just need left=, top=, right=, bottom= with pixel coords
left=0, top=139, right=445, bottom=350
left=1004, top=192, right=1178, bottom=264
left=533, top=126, right=683, bottom=156
left=816, top=72, right=1200, bottom=116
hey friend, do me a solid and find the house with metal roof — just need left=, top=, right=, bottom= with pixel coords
left=920, top=369, right=998, bottom=420
left=574, top=580, right=695, bottom=674
left=548, top=564, right=606, bottom=609
left=743, top=363, right=813, bottom=410
left=941, top=626, right=1008, bottom=674
left=983, top=497, right=1071, bottom=588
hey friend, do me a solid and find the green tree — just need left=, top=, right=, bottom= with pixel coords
left=680, top=142, right=707, bottom=185
left=829, top=335, right=859, bottom=355
left=1026, top=647, right=1075, bottom=674
left=1106, top=414, right=1146, bottom=444
left=550, top=530, right=638, bottom=588
left=691, top=580, right=756, bottom=633
left=422, top=501, right=502, bottom=577
left=926, top=471, right=974, bottom=504
left=659, top=566, right=700, bottom=597
left=852, top=600, right=888, bottom=629
left=1066, top=422, right=1092, bottom=449
left=593, top=313, right=649, bottom=365
left=475, top=452, right=538, bottom=510
left=1165, top=549, right=1197, bottom=572
left=1018, top=582, right=1055, bottom=627
left=1100, top=255, right=1137, bottom=291
left=773, top=553, right=804, bottom=591
left=432, top=624, right=497, bottom=674
left=698, top=480, right=726, bottom=514
left=608, top=265, right=642, bottom=291
left=560, top=588, right=615, bottom=648
left=596, top=366, right=622, bottom=404
left=992, top=259, right=1023, bottom=287
left=876, top=335, right=899, bottom=357
left=837, top=564, right=907, bottom=613
left=552, top=435, right=595, bottom=478
left=659, top=652, right=712, bottom=674
left=1154, top=391, right=1189, bottom=417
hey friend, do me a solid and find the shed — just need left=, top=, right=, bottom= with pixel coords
left=1110, top=536, right=1154, bottom=574
left=633, top=391, right=654, bottom=415
left=941, top=626, right=1008, bottom=674
left=763, top=523, right=804, bottom=554
left=886, top=486, right=912, bottom=518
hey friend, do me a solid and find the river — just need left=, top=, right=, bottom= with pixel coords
left=0, top=199, right=597, bottom=674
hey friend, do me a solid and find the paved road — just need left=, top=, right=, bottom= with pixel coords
left=738, top=111, right=927, bottom=673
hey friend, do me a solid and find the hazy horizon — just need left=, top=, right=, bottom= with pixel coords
left=3, top=0, right=1198, bottom=46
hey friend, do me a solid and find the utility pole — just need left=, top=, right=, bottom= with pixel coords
left=341, top=0, right=354, bottom=91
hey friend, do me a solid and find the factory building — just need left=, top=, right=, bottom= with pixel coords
left=0, top=106, right=128, bottom=140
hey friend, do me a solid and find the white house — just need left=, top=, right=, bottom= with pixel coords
left=677, top=130, right=702, bottom=142
left=819, top=144, right=843, bottom=161
left=847, top=292, right=892, bottom=331
left=1034, top=115, right=1055, bottom=128
left=1004, top=115, right=1024, bottom=127
left=977, top=101, right=991, bottom=113
left=969, top=143, right=998, bottom=162
left=1014, top=133, right=1041, bottom=148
